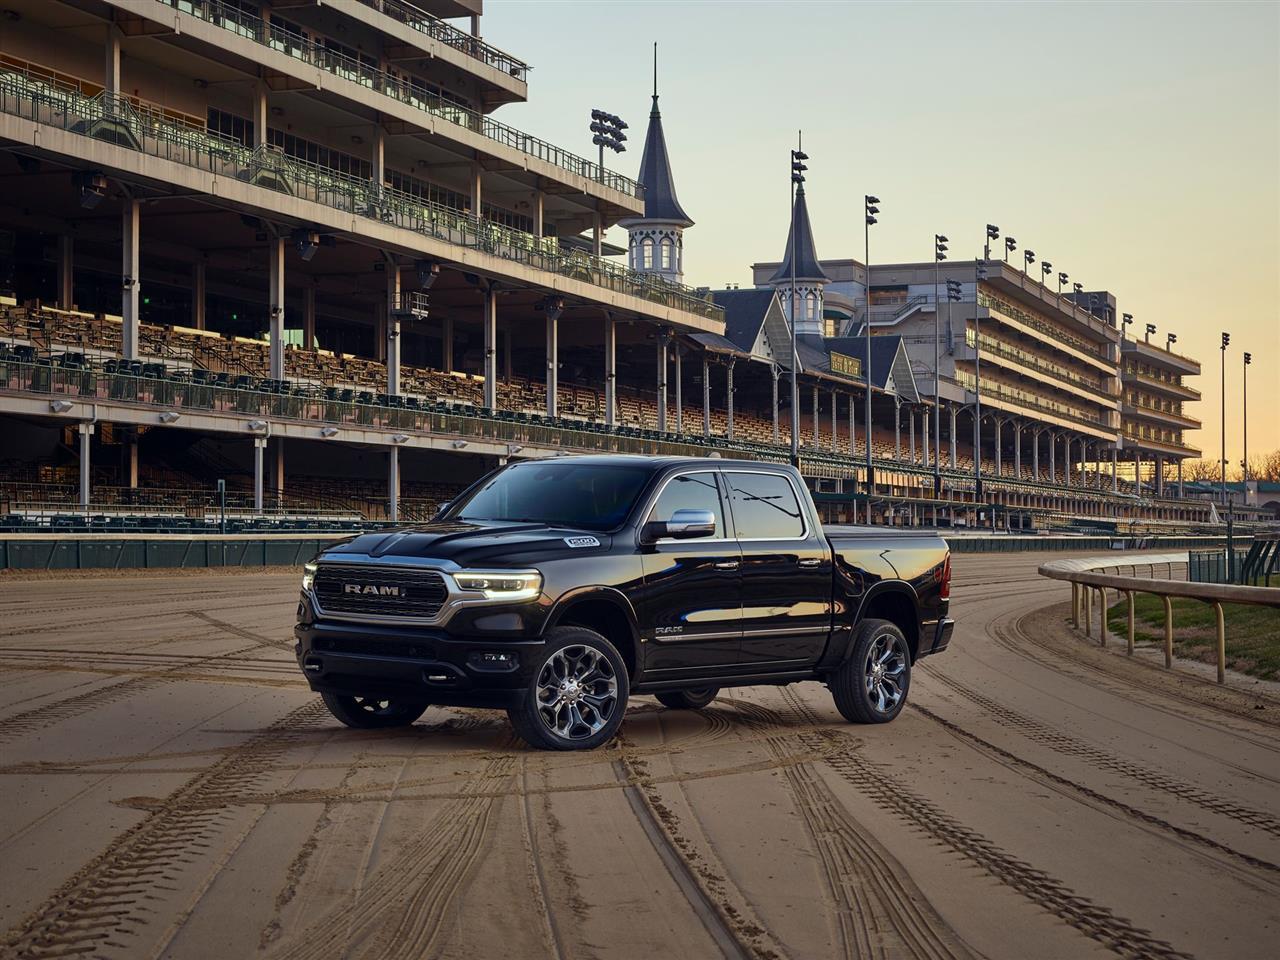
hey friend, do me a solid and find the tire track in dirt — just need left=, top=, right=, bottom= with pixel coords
left=2, top=699, right=333, bottom=959
left=771, top=688, right=1196, bottom=960
left=923, top=667, right=1280, bottom=841
left=265, top=737, right=519, bottom=960
left=726, top=698, right=976, bottom=960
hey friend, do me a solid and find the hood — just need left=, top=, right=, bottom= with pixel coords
left=319, top=520, right=612, bottom=568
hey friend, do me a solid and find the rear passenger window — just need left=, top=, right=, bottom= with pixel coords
left=726, top=473, right=805, bottom=540
left=647, top=473, right=724, bottom=536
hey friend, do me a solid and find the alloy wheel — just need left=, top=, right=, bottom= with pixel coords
left=536, top=643, right=619, bottom=741
left=864, top=634, right=907, bottom=714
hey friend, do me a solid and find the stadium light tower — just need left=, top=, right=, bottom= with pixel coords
left=788, top=137, right=808, bottom=466
left=1220, top=331, right=1229, bottom=501
left=1041, top=260, right=1052, bottom=289
left=1058, top=271, right=1068, bottom=297
left=933, top=234, right=948, bottom=497
left=1145, top=322, right=1156, bottom=343
left=1243, top=351, right=1252, bottom=481
left=864, top=194, right=880, bottom=523
left=1004, top=236, right=1016, bottom=262
left=589, top=109, right=627, bottom=180
left=1023, top=249, right=1035, bottom=276
left=973, top=258, right=988, bottom=497
left=1121, top=312, right=1133, bottom=341
left=1166, top=332, right=1177, bottom=352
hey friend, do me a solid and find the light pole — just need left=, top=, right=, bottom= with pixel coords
left=933, top=234, right=948, bottom=497
left=1041, top=260, right=1052, bottom=291
left=1024, top=249, right=1035, bottom=278
left=974, top=257, right=989, bottom=498
left=1004, top=236, right=1016, bottom=262
left=1145, top=322, right=1156, bottom=344
left=1058, top=271, right=1068, bottom=304
left=1243, top=351, right=1251, bottom=482
left=589, top=109, right=627, bottom=182
left=864, top=194, right=879, bottom=523
left=1166, top=332, right=1177, bottom=353
left=1121, top=312, right=1133, bottom=342
left=789, top=140, right=808, bottom=466
left=1220, top=331, right=1229, bottom=502
left=1072, top=282, right=1083, bottom=319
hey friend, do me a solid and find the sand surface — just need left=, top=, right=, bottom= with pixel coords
left=1, top=551, right=1276, bottom=959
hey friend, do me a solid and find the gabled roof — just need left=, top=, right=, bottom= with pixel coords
left=815, top=335, right=921, bottom=402
left=624, top=94, right=693, bottom=227
left=769, top=185, right=829, bottom=284
left=711, top=288, right=792, bottom=368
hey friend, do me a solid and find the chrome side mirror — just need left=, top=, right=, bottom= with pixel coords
left=642, top=508, right=716, bottom=543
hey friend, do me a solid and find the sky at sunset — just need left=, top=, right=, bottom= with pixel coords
left=484, top=0, right=1279, bottom=470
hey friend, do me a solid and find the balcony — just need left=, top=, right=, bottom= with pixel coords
left=978, top=291, right=1112, bottom=370
left=0, top=71, right=721, bottom=324
left=1123, top=368, right=1202, bottom=400
left=352, top=0, right=530, bottom=82
left=1122, top=401, right=1201, bottom=431
left=961, top=328, right=1117, bottom=404
left=139, top=0, right=637, bottom=198
left=952, top=371, right=1110, bottom=433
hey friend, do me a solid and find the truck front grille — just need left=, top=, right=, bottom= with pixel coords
left=313, top=566, right=449, bottom=620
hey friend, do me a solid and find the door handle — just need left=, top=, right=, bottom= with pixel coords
left=713, top=560, right=740, bottom=571
left=797, top=558, right=822, bottom=568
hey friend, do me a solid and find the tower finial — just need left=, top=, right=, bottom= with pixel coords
left=653, top=42, right=658, bottom=99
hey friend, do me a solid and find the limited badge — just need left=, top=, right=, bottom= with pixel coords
left=564, top=536, right=600, bottom=548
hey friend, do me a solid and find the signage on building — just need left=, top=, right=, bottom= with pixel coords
left=830, top=351, right=862, bottom=379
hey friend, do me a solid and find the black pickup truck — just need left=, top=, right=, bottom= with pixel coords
left=295, top=456, right=953, bottom=750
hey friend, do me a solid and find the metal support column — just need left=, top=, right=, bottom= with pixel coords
left=831, top=390, right=838, bottom=452
left=441, top=317, right=454, bottom=373
left=727, top=361, right=736, bottom=440
left=894, top=397, right=902, bottom=461
left=604, top=314, right=616, bottom=428
left=386, top=262, right=401, bottom=395
left=909, top=407, right=916, bottom=463
left=1013, top=421, right=1022, bottom=479
left=302, top=285, right=315, bottom=351
left=1049, top=432, right=1057, bottom=486
left=674, top=347, right=683, bottom=435
left=268, top=237, right=285, bottom=379
left=1155, top=455, right=1165, bottom=497
left=703, top=358, right=711, bottom=437
left=192, top=261, right=207, bottom=330
left=482, top=285, right=497, bottom=409
left=253, top=436, right=266, bottom=515
left=58, top=235, right=74, bottom=309
left=657, top=332, right=668, bottom=433
left=122, top=200, right=140, bottom=360
left=78, top=422, right=93, bottom=512
left=994, top=418, right=1002, bottom=477
left=771, top=365, right=780, bottom=443
left=848, top=393, right=856, bottom=456
left=812, top=384, right=819, bottom=449
left=388, top=446, right=400, bottom=523
left=545, top=310, right=558, bottom=418
left=949, top=406, right=958, bottom=468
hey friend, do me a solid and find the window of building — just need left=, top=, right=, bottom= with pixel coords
left=659, top=237, right=673, bottom=270
left=207, top=107, right=252, bottom=147
left=640, top=237, right=654, bottom=270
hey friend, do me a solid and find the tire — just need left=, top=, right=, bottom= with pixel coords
left=507, top=626, right=629, bottom=751
left=829, top=618, right=911, bottom=724
left=321, top=692, right=429, bottom=729
left=655, top=687, right=719, bottom=710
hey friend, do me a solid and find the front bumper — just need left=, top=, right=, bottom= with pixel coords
left=295, top=617, right=546, bottom=709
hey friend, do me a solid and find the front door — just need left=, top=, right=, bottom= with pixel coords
left=638, top=471, right=742, bottom=675
left=723, top=470, right=833, bottom=669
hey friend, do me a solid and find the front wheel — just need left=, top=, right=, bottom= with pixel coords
left=321, top=692, right=430, bottom=729
left=655, top=687, right=719, bottom=710
left=508, top=627, right=629, bottom=750
left=828, top=619, right=911, bottom=724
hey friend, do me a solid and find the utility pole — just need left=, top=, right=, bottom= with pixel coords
left=864, top=195, right=879, bottom=523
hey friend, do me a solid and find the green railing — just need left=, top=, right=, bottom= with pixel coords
left=979, top=291, right=1108, bottom=361
left=965, top=327, right=1115, bottom=402
left=953, top=370, right=1105, bottom=427
left=0, top=71, right=722, bottom=323
left=353, top=0, right=530, bottom=81
left=158, top=0, right=631, bottom=194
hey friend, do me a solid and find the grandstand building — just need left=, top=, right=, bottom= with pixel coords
left=0, top=0, right=1244, bottom=533
left=1120, top=334, right=1202, bottom=496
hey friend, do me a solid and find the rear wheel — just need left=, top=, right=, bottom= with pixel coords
left=508, top=626, right=629, bottom=751
left=829, top=619, right=911, bottom=724
left=321, top=692, right=430, bottom=729
left=655, top=687, right=719, bottom=710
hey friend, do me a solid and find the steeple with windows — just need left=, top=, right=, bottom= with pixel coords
left=768, top=183, right=830, bottom=336
left=619, top=46, right=693, bottom=281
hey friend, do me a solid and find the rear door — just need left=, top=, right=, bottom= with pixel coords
left=723, top=470, right=832, bottom=668
left=637, top=470, right=742, bottom=675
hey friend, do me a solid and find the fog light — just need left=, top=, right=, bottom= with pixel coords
left=468, top=650, right=519, bottom=672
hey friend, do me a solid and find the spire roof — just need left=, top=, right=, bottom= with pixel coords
left=628, top=46, right=693, bottom=228
left=769, top=184, right=830, bottom=284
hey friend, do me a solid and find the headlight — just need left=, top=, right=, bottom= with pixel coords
left=302, top=563, right=317, bottom=592
left=453, top=570, right=542, bottom=602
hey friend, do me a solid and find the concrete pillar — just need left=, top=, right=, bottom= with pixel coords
left=104, top=26, right=121, bottom=99
left=388, top=447, right=400, bottom=523
left=386, top=263, right=400, bottom=395
left=268, top=237, right=285, bottom=379
left=192, top=261, right=207, bottom=330
left=726, top=361, right=736, bottom=440
left=771, top=365, right=780, bottom=443
left=470, top=162, right=482, bottom=218
left=482, top=286, right=497, bottom=409
left=78, top=422, right=93, bottom=511
left=674, top=347, right=683, bottom=435
left=302, top=285, right=315, bottom=350
left=703, top=358, right=711, bottom=437
left=1112, top=448, right=1118, bottom=493
left=125, top=439, right=138, bottom=488
left=58, top=235, right=74, bottom=309
left=533, top=189, right=544, bottom=238
left=253, top=436, right=266, bottom=514
left=122, top=199, right=140, bottom=360
left=657, top=332, right=668, bottom=433
left=441, top=316, right=453, bottom=373
left=592, top=211, right=602, bottom=258
left=372, top=123, right=386, bottom=189
left=545, top=311, right=558, bottom=418
left=603, top=314, right=616, bottom=427
left=253, top=81, right=268, bottom=149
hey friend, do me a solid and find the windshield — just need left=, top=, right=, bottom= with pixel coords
left=451, top=461, right=652, bottom=531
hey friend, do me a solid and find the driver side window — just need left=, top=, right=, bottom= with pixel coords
left=646, top=472, right=724, bottom=537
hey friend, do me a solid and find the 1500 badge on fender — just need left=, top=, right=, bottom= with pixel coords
left=295, top=456, right=953, bottom=751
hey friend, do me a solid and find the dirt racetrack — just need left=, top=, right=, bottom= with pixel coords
left=1, top=551, right=1277, bottom=960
